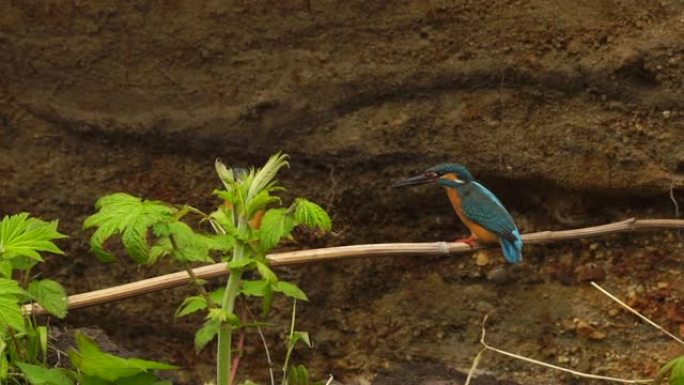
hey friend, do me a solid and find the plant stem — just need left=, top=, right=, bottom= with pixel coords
left=217, top=219, right=248, bottom=385
left=281, top=299, right=297, bottom=385
left=184, top=261, right=216, bottom=308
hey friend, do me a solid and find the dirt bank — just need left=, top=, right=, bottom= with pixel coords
left=1, top=1, right=683, bottom=383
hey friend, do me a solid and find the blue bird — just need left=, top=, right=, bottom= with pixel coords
left=393, top=163, right=523, bottom=263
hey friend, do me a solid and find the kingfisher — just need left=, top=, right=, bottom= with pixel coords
left=392, top=163, right=523, bottom=263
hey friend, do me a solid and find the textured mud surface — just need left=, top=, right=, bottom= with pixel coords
left=1, top=1, right=684, bottom=384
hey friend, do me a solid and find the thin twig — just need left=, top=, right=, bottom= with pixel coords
left=23, top=218, right=684, bottom=315
left=464, top=348, right=486, bottom=385
left=671, top=187, right=681, bottom=220
left=477, top=315, right=653, bottom=384
left=184, top=261, right=216, bottom=308
left=246, top=306, right=276, bottom=385
left=670, top=186, right=682, bottom=239
left=591, top=282, right=684, bottom=345
left=325, top=374, right=334, bottom=385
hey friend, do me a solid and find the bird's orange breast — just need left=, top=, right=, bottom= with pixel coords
left=445, top=187, right=499, bottom=244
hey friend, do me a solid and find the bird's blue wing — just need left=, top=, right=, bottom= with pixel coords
left=460, top=183, right=518, bottom=242
left=462, top=183, right=523, bottom=263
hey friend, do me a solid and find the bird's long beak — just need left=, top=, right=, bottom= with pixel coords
left=391, top=173, right=437, bottom=188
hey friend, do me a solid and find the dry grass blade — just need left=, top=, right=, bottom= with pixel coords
left=23, top=218, right=684, bottom=315
left=591, top=281, right=684, bottom=345
left=476, top=315, right=654, bottom=384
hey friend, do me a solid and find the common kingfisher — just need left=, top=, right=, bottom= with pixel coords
left=393, top=163, right=523, bottom=263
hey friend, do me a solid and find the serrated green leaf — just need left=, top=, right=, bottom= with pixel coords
left=9, top=256, right=40, bottom=272
left=214, top=189, right=236, bottom=204
left=165, top=222, right=215, bottom=263
left=205, top=234, right=234, bottom=253
left=116, top=372, right=167, bottom=385
left=658, top=357, right=679, bottom=383
left=206, top=308, right=240, bottom=326
left=671, top=357, right=684, bottom=385
left=37, top=325, right=48, bottom=360
left=209, top=287, right=226, bottom=303
left=175, top=296, right=207, bottom=319
left=148, top=237, right=173, bottom=264
left=0, top=213, right=66, bottom=261
left=174, top=288, right=225, bottom=320
left=121, top=222, right=152, bottom=264
left=294, top=198, right=332, bottom=232
left=0, top=347, right=7, bottom=379
left=83, top=193, right=173, bottom=264
left=247, top=153, right=289, bottom=201
left=78, top=375, right=109, bottom=385
left=256, top=261, right=277, bottom=283
left=16, top=362, right=74, bottom=385
left=287, top=365, right=309, bottom=385
left=28, top=279, right=68, bottom=319
left=69, top=331, right=176, bottom=382
left=0, top=277, right=28, bottom=296
left=194, top=318, right=220, bottom=353
left=290, top=331, right=311, bottom=349
left=0, top=260, right=11, bottom=278
left=0, top=295, right=25, bottom=334
left=247, top=190, right=281, bottom=218
left=215, top=159, right=236, bottom=190
left=240, top=280, right=270, bottom=297
left=273, top=281, right=308, bottom=301
left=228, top=258, right=257, bottom=270
left=259, top=208, right=294, bottom=251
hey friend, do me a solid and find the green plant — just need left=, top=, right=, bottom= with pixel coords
left=0, top=213, right=69, bottom=384
left=657, top=356, right=684, bottom=385
left=84, top=153, right=332, bottom=385
left=0, top=213, right=176, bottom=385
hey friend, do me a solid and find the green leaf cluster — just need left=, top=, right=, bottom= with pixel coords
left=0, top=213, right=72, bottom=382
left=69, top=331, right=176, bottom=385
left=0, top=213, right=66, bottom=277
left=84, top=153, right=334, bottom=385
left=83, top=194, right=175, bottom=263
left=84, top=193, right=234, bottom=265
left=0, top=212, right=175, bottom=384
left=658, top=356, right=684, bottom=385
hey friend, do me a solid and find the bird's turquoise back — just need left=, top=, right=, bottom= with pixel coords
left=446, top=181, right=523, bottom=263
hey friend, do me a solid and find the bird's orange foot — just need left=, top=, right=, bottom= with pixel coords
left=454, top=236, right=478, bottom=248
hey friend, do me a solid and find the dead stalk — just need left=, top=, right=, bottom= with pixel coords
left=591, top=281, right=684, bottom=345
left=23, top=218, right=684, bottom=315
left=464, top=348, right=486, bottom=385
left=474, top=315, right=653, bottom=384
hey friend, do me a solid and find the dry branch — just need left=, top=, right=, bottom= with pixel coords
left=24, top=218, right=684, bottom=315
left=475, top=315, right=654, bottom=383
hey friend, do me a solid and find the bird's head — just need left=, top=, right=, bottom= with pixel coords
left=392, top=163, right=474, bottom=188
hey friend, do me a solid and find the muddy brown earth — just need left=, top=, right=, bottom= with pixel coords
left=1, top=1, right=684, bottom=384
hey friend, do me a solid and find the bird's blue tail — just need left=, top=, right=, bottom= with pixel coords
left=500, top=229, right=523, bottom=263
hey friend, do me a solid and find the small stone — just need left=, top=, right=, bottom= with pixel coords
left=487, top=267, right=512, bottom=284
left=663, top=110, right=672, bottom=119
left=576, top=320, right=606, bottom=340
left=474, top=251, right=490, bottom=266
left=608, top=308, right=620, bottom=317
left=575, top=263, right=606, bottom=282
left=557, top=355, right=571, bottom=364
left=561, top=319, right=576, bottom=331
